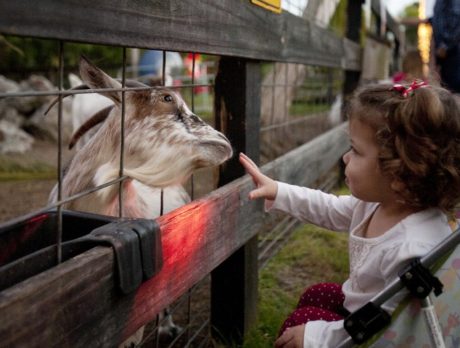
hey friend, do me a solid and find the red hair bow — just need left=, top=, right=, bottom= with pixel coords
left=392, top=80, right=428, bottom=97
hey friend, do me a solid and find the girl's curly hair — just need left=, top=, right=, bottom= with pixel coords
left=347, top=83, right=460, bottom=212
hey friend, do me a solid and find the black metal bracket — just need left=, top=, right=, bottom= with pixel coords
left=86, top=219, right=163, bottom=294
left=0, top=212, right=163, bottom=294
left=343, top=302, right=391, bottom=344
left=399, top=258, right=443, bottom=299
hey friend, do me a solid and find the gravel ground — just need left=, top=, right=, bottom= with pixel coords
left=0, top=179, right=56, bottom=223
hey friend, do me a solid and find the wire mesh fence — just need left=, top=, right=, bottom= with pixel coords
left=0, top=33, right=343, bottom=347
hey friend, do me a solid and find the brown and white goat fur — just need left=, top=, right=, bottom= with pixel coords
left=48, top=56, right=233, bottom=346
left=68, top=72, right=113, bottom=150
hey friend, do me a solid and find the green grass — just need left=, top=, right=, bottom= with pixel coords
left=244, top=188, right=350, bottom=348
left=0, top=157, right=56, bottom=181
left=289, top=101, right=331, bottom=116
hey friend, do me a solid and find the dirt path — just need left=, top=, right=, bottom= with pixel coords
left=0, top=179, right=56, bottom=223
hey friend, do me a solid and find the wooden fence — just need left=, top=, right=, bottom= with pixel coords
left=0, top=0, right=401, bottom=346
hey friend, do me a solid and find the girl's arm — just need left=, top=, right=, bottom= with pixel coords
left=240, top=152, right=356, bottom=231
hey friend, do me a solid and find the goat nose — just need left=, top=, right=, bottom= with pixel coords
left=217, top=132, right=230, bottom=143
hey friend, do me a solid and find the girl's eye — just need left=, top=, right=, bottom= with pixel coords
left=163, top=94, right=173, bottom=102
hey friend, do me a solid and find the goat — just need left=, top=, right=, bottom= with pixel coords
left=67, top=72, right=113, bottom=150
left=47, top=56, right=233, bottom=346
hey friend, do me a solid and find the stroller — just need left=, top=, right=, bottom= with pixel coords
left=339, top=219, right=460, bottom=348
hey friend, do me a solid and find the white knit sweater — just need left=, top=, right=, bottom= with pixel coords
left=267, top=182, right=451, bottom=348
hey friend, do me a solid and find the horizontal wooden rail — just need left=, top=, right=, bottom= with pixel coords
left=0, top=123, right=349, bottom=347
left=0, top=0, right=361, bottom=70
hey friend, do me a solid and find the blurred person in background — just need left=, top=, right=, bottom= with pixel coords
left=430, top=0, right=460, bottom=93
left=392, top=49, right=426, bottom=83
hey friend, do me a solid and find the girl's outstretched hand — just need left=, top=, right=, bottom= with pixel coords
left=239, top=152, right=278, bottom=200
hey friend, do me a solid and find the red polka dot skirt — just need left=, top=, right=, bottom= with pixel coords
left=278, top=282, right=349, bottom=337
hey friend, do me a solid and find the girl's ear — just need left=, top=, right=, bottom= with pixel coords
left=390, top=179, right=406, bottom=193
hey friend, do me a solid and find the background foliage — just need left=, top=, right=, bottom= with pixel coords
left=0, top=35, right=123, bottom=80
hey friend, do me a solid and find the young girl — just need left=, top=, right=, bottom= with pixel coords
left=239, top=81, right=460, bottom=348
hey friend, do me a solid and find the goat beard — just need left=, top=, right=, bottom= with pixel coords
left=93, top=161, right=193, bottom=201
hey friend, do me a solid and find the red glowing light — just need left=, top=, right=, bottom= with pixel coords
left=0, top=213, right=49, bottom=265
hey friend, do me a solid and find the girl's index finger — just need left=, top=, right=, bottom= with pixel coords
left=239, top=154, right=260, bottom=176
left=239, top=153, right=259, bottom=169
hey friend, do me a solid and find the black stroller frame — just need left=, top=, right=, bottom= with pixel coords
left=338, top=225, right=460, bottom=348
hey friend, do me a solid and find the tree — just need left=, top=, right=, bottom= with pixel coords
left=402, top=2, right=420, bottom=49
left=0, top=35, right=123, bottom=82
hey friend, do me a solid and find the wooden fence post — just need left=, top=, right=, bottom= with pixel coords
left=211, top=56, right=261, bottom=344
left=342, top=0, right=364, bottom=107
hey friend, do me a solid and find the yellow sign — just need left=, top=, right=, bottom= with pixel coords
left=251, top=0, right=282, bottom=14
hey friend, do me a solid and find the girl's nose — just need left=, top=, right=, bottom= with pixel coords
left=342, top=150, right=350, bottom=164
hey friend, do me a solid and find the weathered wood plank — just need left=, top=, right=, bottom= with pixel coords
left=0, top=0, right=360, bottom=70
left=0, top=123, right=349, bottom=347
left=343, top=0, right=363, bottom=106
left=265, top=122, right=349, bottom=186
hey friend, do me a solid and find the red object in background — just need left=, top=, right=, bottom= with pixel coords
left=184, top=53, right=201, bottom=77
left=392, top=71, right=406, bottom=83
left=184, top=53, right=207, bottom=94
left=0, top=213, right=48, bottom=265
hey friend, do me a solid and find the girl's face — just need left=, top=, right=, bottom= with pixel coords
left=342, top=118, right=393, bottom=203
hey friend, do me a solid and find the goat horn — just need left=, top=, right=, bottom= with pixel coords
left=43, top=84, right=90, bottom=116
left=68, top=105, right=114, bottom=150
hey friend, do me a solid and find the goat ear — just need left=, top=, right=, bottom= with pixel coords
left=79, top=55, right=122, bottom=104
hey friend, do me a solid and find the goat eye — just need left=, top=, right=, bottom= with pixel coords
left=163, top=94, right=173, bottom=103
